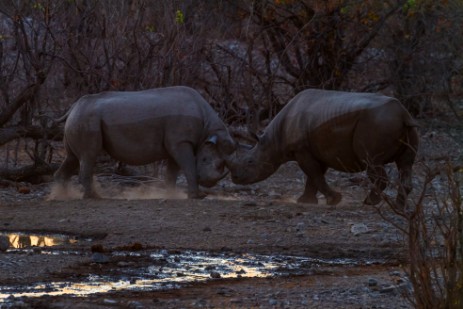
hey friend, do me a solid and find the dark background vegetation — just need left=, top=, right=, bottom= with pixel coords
left=0, top=1, right=462, bottom=307
left=0, top=0, right=462, bottom=179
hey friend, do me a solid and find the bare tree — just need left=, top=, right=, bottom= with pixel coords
left=377, top=162, right=462, bottom=308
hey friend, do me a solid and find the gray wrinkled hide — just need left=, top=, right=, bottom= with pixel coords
left=54, top=86, right=235, bottom=199
left=227, top=89, right=419, bottom=207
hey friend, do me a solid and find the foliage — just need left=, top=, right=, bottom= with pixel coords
left=378, top=162, right=463, bottom=308
left=0, top=0, right=462, bottom=178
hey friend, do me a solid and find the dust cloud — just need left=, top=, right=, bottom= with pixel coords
left=47, top=182, right=187, bottom=201
left=47, top=184, right=83, bottom=200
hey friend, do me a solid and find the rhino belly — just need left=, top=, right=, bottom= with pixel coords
left=308, top=117, right=365, bottom=173
left=101, top=116, right=203, bottom=165
left=308, top=105, right=404, bottom=172
left=102, top=122, right=167, bottom=165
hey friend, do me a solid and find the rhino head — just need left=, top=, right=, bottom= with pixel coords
left=196, top=132, right=236, bottom=188
left=225, top=134, right=279, bottom=185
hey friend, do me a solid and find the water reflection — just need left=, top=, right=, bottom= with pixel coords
left=0, top=248, right=383, bottom=300
left=0, top=232, right=78, bottom=249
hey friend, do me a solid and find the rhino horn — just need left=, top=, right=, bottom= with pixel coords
left=206, top=135, right=218, bottom=145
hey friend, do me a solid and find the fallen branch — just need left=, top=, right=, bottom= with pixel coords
left=0, top=163, right=60, bottom=182
left=0, top=125, right=63, bottom=146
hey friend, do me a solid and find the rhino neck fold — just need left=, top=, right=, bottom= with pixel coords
left=262, top=120, right=287, bottom=166
left=258, top=131, right=285, bottom=172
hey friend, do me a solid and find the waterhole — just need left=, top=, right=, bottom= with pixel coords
left=0, top=232, right=384, bottom=301
left=0, top=232, right=79, bottom=249
left=0, top=248, right=384, bottom=301
left=0, top=231, right=99, bottom=250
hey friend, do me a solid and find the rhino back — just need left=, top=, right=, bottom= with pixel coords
left=259, top=89, right=411, bottom=171
left=64, top=87, right=219, bottom=165
left=268, top=89, right=392, bottom=147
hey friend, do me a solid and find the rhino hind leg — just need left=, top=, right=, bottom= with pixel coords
left=364, top=165, right=388, bottom=205
left=54, top=152, right=79, bottom=187
left=394, top=141, right=417, bottom=208
left=79, top=157, right=100, bottom=199
left=296, top=156, right=342, bottom=206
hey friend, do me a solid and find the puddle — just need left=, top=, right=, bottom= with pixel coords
left=0, top=231, right=97, bottom=251
left=0, top=248, right=384, bottom=301
left=0, top=232, right=83, bottom=250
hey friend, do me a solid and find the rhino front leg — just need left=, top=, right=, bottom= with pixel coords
left=169, top=143, right=206, bottom=199
left=296, top=155, right=341, bottom=205
left=297, top=175, right=319, bottom=204
left=165, top=159, right=179, bottom=194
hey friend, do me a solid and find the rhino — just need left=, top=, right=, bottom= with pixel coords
left=54, top=86, right=236, bottom=199
left=226, top=89, right=419, bottom=206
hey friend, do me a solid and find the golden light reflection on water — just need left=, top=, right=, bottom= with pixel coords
left=2, top=233, right=78, bottom=249
left=0, top=241, right=368, bottom=300
left=0, top=250, right=284, bottom=300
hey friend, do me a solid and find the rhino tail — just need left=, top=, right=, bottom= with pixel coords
left=54, top=100, right=79, bottom=123
left=54, top=109, right=71, bottom=123
left=404, top=116, right=420, bottom=128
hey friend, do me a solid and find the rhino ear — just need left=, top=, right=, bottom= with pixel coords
left=238, top=143, right=253, bottom=150
left=206, top=135, right=218, bottom=145
left=250, top=132, right=260, bottom=143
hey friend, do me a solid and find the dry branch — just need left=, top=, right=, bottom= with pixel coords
left=0, top=162, right=60, bottom=182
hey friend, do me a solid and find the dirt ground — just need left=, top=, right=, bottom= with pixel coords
left=0, top=122, right=461, bottom=308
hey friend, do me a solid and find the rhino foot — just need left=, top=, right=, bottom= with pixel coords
left=83, top=193, right=102, bottom=200
left=297, top=195, right=318, bottom=204
left=188, top=191, right=207, bottom=200
left=83, top=191, right=102, bottom=199
left=326, top=192, right=342, bottom=206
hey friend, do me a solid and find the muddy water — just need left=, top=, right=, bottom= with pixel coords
left=0, top=232, right=384, bottom=301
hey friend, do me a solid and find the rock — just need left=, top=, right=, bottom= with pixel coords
left=268, top=299, right=278, bottom=306
left=17, top=186, right=31, bottom=194
left=380, top=285, right=397, bottom=294
left=103, top=299, right=117, bottom=304
left=269, top=190, right=281, bottom=199
left=350, top=223, right=369, bottom=236
left=128, top=300, right=144, bottom=308
left=210, top=271, right=221, bottom=279
left=368, top=278, right=378, bottom=287
left=0, top=236, right=9, bottom=252
left=192, top=299, right=207, bottom=307
left=91, top=252, right=110, bottom=264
